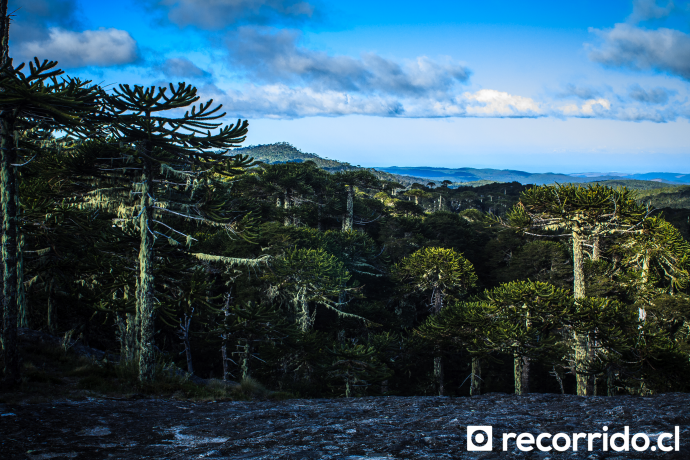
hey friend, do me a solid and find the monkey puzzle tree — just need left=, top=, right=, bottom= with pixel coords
left=334, top=169, right=381, bottom=231
left=484, top=281, right=571, bottom=395
left=404, top=188, right=432, bottom=206
left=506, top=183, right=648, bottom=396
left=220, top=301, right=294, bottom=381
left=265, top=248, right=367, bottom=332
left=98, top=83, right=251, bottom=381
left=416, top=300, right=494, bottom=395
left=617, top=215, right=690, bottom=298
left=324, top=343, right=392, bottom=397
left=563, top=297, right=637, bottom=396
left=393, top=247, right=477, bottom=395
left=0, top=55, right=99, bottom=385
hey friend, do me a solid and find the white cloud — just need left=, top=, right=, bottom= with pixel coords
left=15, top=28, right=140, bottom=68
left=464, top=89, right=542, bottom=117
left=216, top=84, right=405, bottom=119
left=559, top=98, right=611, bottom=116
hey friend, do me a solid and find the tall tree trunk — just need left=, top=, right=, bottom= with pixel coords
left=17, top=232, right=26, bottom=328
left=470, top=356, right=482, bottom=396
left=137, top=157, right=156, bottom=382
left=1, top=111, right=20, bottom=386
left=317, top=192, right=323, bottom=232
left=47, top=278, right=56, bottom=334
left=431, top=288, right=443, bottom=314
left=179, top=310, right=194, bottom=375
left=283, top=190, right=291, bottom=226
left=592, top=235, right=600, bottom=261
left=120, top=313, right=137, bottom=362
left=572, top=229, right=590, bottom=396
left=342, top=184, right=353, bottom=232
left=521, top=356, right=530, bottom=393
left=606, top=365, right=616, bottom=396
left=221, top=293, right=231, bottom=381
left=241, top=340, right=251, bottom=380
left=513, top=354, right=525, bottom=395
left=0, top=0, right=9, bottom=353
left=433, top=353, right=444, bottom=396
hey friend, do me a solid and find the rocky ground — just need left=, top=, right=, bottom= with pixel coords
left=1, top=392, right=688, bottom=459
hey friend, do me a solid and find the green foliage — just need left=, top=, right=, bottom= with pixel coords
left=393, top=247, right=477, bottom=313
left=324, top=343, right=392, bottom=397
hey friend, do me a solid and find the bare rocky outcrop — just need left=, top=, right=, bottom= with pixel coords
left=1, top=392, right=689, bottom=459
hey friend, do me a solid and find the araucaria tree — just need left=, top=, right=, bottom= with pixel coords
left=393, top=247, right=477, bottom=395
left=484, top=281, right=571, bottom=395
left=0, top=55, right=99, bottom=386
left=101, top=83, right=251, bottom=381
left=506, top=184, right=649, bottom=396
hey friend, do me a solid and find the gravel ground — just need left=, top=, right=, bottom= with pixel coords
left=1, top=392, right=689, bottom=459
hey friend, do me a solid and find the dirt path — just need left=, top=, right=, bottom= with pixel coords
left=1, top=393, right=689, bottom=459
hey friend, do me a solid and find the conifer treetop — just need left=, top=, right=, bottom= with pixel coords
left=104, top=82, right=250, bottom=168
left=0, top=58, right=100, bottom=128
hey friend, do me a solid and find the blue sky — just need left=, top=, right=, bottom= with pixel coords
left=11, top=0, right=690, bottom=173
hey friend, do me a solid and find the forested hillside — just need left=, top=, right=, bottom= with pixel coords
left=236, top=142, right=494, bottom=188
left=2, top=37, right=690, bottom=401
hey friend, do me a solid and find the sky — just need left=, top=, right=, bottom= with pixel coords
left=10, top=0, right=690, bottom=173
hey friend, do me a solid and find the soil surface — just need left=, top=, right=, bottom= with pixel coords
left=1, top=392, right=689, bottom=459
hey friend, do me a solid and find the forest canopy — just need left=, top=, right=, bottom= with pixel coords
left=2, top=8, right=690, bottom=399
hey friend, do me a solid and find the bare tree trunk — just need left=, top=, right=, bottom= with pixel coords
left=178, top=309, right=194, bottom=375
left=47, top=277, right=56, bottom=334
left=434, top=354, right=444, bottom=396
left=1, top=107, right=20, bottom=386
left=283, top=190, right=291, bottom=226
left=572, top=229, right=590, bottom=396
left=606, top=365, right=616, bottom=396
left=221, top=293, right=231, bottom=381
left=241, top=341, right=252, bottom=380
left=592, top=235, right=600, bottom=261
left=342, top=184, right=353, bottom=232
left=521, top=356, right=530, bottom=393
left=17, top=233, right=26, bottom=327
left=317, top=192, right=323, bottom=232
left=513, top=354, right=524, bottom=395
left=137, top=156, right=156, bottom=382
left=470, top=356, right=481, bottom=396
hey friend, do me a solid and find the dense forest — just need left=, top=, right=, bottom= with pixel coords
left=2, top=12, right=690, bottom=401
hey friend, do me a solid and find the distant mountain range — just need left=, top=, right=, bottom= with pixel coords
left=236, top=142, right=690, bottom=187
left=377, top=167, right=690, bottom=186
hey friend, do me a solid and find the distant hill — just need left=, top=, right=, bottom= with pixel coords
left=635, top=185, right=690, bottom=209
left=377, top=166, right=690, bottom=186
left=235, top=143, right=491, bottom=187
left=234, top=143, right=689, bottom=190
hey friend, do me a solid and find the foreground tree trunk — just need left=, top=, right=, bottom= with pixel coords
left=137, top=157, right=156, bottom=382
left=434, top=353, right=444, bottom=396
left=17, top=233, right=26, bottom=327
left=1, top=110, right=20, bottom=386
left=470, top=356, right=482, bottom=396
left=513, top=354, right=529, bottom=395
left=572, top=229, right=590, bottom=396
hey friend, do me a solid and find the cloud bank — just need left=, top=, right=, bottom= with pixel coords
left=146, top=0, right=316, bottom=29
left=15, top=28, right=140, bottom=68
left=588, top=23, right=690, bottom=80
left=226, top=27, right=470, bottom=98
left=156, top=57, right=212, bottom=79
